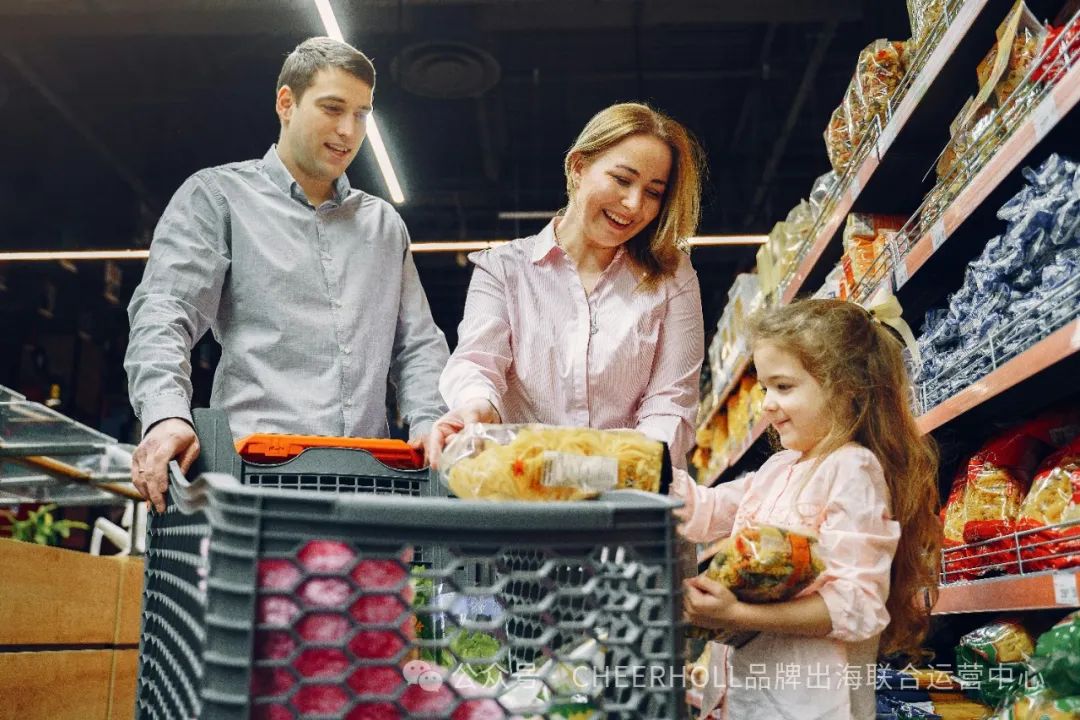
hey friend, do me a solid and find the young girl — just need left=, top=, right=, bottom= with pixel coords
left=675, top=299, right=940, bottom=720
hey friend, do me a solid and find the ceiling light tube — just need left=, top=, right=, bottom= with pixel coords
left=0, top=250, right=151, bottom=262
left=313, top=0, right=405, bottom=204
left=497, top=211, right=559, bottom=220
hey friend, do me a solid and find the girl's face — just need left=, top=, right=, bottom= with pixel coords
left=753, top=340, right=832, bottom=458
left=568, top=134, right=672, bottom=251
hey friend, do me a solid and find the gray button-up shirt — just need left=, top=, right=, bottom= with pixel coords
left=125, top=146, right=449, bottom=440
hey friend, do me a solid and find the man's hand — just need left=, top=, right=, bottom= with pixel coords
left=131, top=418, right=200, bottom=513
left=423, top=398, right=500, bottom=469
left=683, top=574, right=741, bottom=631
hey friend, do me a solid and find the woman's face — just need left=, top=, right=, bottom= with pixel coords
left=569, top=133, right=672, bottom=251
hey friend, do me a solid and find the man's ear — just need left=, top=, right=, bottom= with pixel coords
left=276, top=85, right=295, bottom=125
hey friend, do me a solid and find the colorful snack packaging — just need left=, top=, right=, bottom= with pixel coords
left=688, top=525, right=825, bottom=647
left=955, top=619, right=1035, bottom=707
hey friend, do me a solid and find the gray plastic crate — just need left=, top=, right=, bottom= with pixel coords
left=137, top=439, right=684, bottom=719
left=137, top=409, right=439, bottom=720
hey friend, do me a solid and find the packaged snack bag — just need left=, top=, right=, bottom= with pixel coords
left=440, top=424, right=668, bottom=501
left=955, top=619, right=1035, bottom=707
left=688, top=525, right=825, bottom=647
left=1032, top=611, right=1080, bottom=697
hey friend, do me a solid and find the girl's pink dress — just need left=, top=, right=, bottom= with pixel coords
left=673, top=443, right=901, bottom=720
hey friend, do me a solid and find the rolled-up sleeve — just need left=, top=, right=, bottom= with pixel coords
left=125, top=173, right=230, bottom=432
left=669, top=468, right=752, bottom=544
left=634, top=259, right=704, bottom=468
left=816, top=448, right=901, bottom=643
left=439, top=251, right=513, bottom=419
left=389, top=218, right=451, bottom=440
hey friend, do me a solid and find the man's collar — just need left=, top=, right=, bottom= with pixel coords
left=263, top=145, right=352, bottom=205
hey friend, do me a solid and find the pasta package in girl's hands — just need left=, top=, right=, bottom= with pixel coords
left=440, top=423, right=670, bottom=501
left=687, top=526, right=825, bottom=647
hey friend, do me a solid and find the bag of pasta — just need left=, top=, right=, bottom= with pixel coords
left=955, top=619, right=1035, bottom=707
left=1020, top=438, right=1080, bottom=526
left=974, top=0, right=1045, bottom=107
left=439, top=424, right=669, bottom=501
left=824, top=99, right=854, bottom=173
left=907, top=0, right=947, bottom=51
left=687, top=525, right=825, bottom=647
left=855, top=39, right=908, bottom=127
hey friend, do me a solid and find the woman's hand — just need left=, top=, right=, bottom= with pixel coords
left=424, top=397, right=501, bottom=468
left=683, top=574, right=742, bottom=631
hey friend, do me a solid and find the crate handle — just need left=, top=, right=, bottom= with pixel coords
left=167, top=460, right=239, bottom=515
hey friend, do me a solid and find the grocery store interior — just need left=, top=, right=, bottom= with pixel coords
left=3, top=0, right=1080, bottom=719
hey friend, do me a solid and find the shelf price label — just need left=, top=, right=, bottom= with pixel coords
left=893, top=261, right=910, bottom=290
left=930, top=219, right=948, bottom=251
left=1033, top=95, right=1060, bottom=144
left=877, top=122, right=897, bottom=160
left=1054, top=572, right=1079, bottom=606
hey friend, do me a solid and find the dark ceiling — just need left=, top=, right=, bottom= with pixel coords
left=0, top=0, right=910, bottom=432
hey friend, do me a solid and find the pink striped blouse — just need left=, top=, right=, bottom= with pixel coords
left=439, top=220, right=704, bottom=466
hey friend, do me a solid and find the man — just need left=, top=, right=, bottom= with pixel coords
left=125, top=37, right=449, bottom=511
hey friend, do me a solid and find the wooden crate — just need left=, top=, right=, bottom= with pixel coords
left=0, top=539, right=143, bottom=720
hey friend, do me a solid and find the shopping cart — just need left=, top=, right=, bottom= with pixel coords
left=136, top=409, right=685, bottom=719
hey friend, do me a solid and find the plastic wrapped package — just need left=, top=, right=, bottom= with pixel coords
left=841, top=213, right=905, bottom=289
left=855, top=40, right=909, bottom=126
left=755, top=243, right=778, bottom=301
left=808, top=171, right=840, bottom=219
left=907, top=0, right=947, bottom=51
left=688, top=525, right=825, bottom=646
left=941, top=462, right=977, bottom=583
left=955, top=620, right=1035, bottom=707
left=1019, top=439, right=1080, bottom=525
left=974, top=1, right=1045, bottom=107
left=1033, top=611, right=1080, bottom=697
left=824, top=103, right=854, bottom=173
left=1033, top=17, right=1080, bottom=84
left=439, top=424, right=668, bottom=501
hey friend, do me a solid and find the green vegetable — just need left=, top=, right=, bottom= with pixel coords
left=449, top=629, right=505, bottom=686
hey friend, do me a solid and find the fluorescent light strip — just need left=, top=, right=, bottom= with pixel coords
left=0, top=250, right=151, bottom=262
left=689, top=235, right=768, bottom=246
left=313, top=0, right=405, bottom=204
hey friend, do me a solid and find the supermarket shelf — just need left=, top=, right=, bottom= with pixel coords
left=917, top=318, right=1080, bottom=434
left=933, top=570, right=1080, bottom=614
left=896, top=62, right=1080, bottom=291
left=777, top=0, right=1043, bottom=303
left=704, top=416, right=770, bottom=487
left=696, top=354, right=751, bottom=433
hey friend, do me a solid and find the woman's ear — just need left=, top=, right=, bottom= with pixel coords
left=567, top=152, right=585, bottom=189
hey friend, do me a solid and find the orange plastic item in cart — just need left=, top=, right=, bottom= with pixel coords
left=235, top=434, right=425, bottom=469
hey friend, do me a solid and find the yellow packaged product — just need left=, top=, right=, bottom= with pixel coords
left=824, top=104, right=854, bottom=173
left=440, top=424, right=667, bottom=501
left=975, top=0, right=1045, bottom=107
left=1019, top=442, right=1080, bottom=525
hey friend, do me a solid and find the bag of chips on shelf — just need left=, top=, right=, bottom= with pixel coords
left=955, top=619, right=1035, bottom=707
left=907, top=0, right=947, bottom=51
left=808, top=171, right=840, bottom=219
left=688, top=525, right=826, bottom=647
left=855, top=39, right=909, bottom=127
left=841, top=213, right=906, bottom=290
left=1032, top=611, right=1080, bottom=697
left=439, top=424, right=669, bottom=501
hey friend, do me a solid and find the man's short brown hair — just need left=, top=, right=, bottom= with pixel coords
left=277, top=37, right=376, bottom=101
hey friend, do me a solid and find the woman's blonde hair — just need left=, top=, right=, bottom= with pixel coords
left=563, top=102, right=705, bottom=288
left=750, top=299, right=941, bottom=660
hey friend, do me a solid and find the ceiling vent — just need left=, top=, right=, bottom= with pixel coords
left=392, top=41, right=500, bottom=99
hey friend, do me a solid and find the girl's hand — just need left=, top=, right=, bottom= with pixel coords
left=683, top=574, right=741, bottom=630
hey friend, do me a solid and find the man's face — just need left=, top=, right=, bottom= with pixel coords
left=276, top=67, right=373, bottom=186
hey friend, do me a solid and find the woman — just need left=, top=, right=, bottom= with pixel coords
left=426, top=102, right=706, bottom=470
